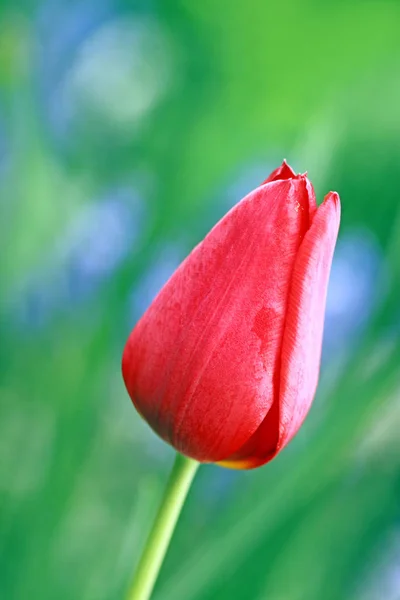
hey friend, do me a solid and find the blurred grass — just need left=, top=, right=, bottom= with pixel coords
left=1, top=1, right=400, bottom=600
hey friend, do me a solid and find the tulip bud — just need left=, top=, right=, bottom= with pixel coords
left=122, top=161, right=340, bottom=468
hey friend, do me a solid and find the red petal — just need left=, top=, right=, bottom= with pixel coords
left=220, top=191, right=340, bottom=468
left=278, top=192, right=340, bottom=446
left=122, top=173, right=314, bottom=462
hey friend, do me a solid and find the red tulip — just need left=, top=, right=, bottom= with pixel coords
left=122, top=161, right=340, bottom=469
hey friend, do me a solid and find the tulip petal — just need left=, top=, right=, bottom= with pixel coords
left=122, top=170, right=315, bottom=462
left=219, top=191, right=340, bottom=468
left=278, top=192, right=340, bottom=446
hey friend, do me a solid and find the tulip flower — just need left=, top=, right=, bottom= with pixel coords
left=123, top=161, right=341, bottom=600
left=122, top=161, right=340, bottom=469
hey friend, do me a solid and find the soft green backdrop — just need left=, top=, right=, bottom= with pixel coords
left=1, top=1, right=400, bottom=599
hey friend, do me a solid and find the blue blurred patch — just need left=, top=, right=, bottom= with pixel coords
left=129, top=244, right=187, bottom=324
left=36, top=0, right=113, bottom=89
left=36, top=0, right=114, bottom=139
left=37, top=5, right=175, bottom=146
left=323, top=228, right=387, bottom=358
left=197, top=466, right=241, bottom=507
left=12, top=186, right=143, bottom=328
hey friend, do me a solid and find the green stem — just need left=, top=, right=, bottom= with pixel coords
left=126, top=453, right=199, bottom=600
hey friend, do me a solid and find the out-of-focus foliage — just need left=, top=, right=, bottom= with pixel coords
left=1, top=1, right=400, bottom=599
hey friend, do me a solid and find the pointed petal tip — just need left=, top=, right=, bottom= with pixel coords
left=323, top=191, right=341, bottom=222
left=326, top=190, right=340, bottom=201
left=262, top=160, right=297, bottom=184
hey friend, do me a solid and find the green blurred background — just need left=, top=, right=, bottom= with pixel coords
left=1, top=1, right=400, bottom=599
